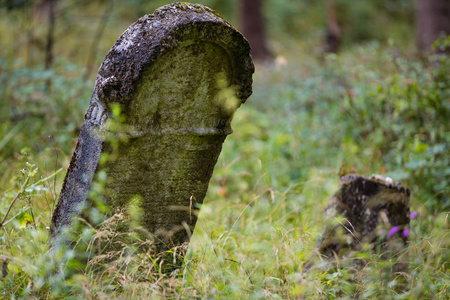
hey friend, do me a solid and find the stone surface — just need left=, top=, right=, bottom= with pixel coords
left=306, top=174, right=410, bottom=271
left=50, top=3, right=254, bottom=248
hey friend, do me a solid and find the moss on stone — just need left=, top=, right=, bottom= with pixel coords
left=51, top=3, right=254, bottom=250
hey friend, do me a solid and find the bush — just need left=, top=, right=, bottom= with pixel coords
left=333, top=49, right=450, bottom=211
left=1, top=44, right=449, bottom=298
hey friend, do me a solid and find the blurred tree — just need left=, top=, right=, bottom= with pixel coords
left=416, top=0, right=450, bottom=54
left=238, top=0, right=271, bottom=62
left=44, top=0, right=55, bottom=70
left=84, top=1, right=113, bottom=79
left=0, top=0, right=33, bottom=10
left=323, top=0, right=341, bottom=54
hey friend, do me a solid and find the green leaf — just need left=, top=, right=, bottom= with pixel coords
left=16, top=211, right=33, bottom=229
left=414, top=141, right=428, bottom=153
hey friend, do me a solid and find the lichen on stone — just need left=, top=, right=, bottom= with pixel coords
left=51, top=3, right=254, bottom=252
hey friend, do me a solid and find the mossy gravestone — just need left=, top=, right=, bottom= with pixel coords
left=306, top=174, right=410, bottom=272
left=50, top=3, right=254, bottom=249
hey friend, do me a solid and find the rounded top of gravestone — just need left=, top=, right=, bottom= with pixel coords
left=94, top=2, right=254, bottom=106
left=340, top=173, right=410, bottom=196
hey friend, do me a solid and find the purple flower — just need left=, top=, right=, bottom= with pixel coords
left=402, top=229, right=410, bottom=237
left=410, top=211, right=418, bottom=219
left=387, top=226, right=399, bottom=238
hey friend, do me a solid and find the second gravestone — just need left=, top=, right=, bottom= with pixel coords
left=50, top=3, right=254, bottom=249
left=305, top=174, right=411, bottom=273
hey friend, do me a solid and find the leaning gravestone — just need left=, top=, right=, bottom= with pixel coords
left=305, top=174, right=410, bottom=272
left=50, top=3, right=254, bottom=249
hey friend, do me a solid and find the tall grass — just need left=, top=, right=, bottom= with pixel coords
left=1, top=40, right=449, bottom=298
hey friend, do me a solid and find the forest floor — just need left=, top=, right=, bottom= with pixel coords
left=0, top=4, right=449, bottom=298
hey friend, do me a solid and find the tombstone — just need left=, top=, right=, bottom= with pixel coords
left=50, top=3, right=254, bottom=250
left=305, top=174, right=410, bottom=272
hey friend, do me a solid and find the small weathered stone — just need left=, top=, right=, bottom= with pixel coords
left=306, top=174, right=410, bottom=271
left=50, top=3, right=254, bottom=249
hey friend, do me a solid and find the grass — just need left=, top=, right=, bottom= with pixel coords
left=0, top=4, right=449, bottom=298
left=1, top=47, right=449, bottom=298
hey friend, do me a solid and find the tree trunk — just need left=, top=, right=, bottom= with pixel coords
left=238, top=0, right=271, bottom=62
left=323, top=0, right=341, bottom=54
left=416, top=0, right=450, bottom=54
left=45, top=0, right=55, bottom=69
left=84, top=1, right=113, bottom=80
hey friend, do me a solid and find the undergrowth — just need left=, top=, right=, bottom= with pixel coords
left=1, top=43, right=449, bottom=298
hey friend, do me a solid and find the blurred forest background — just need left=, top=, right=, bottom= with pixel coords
left=0, top=0, right=421, bottom=70
left=0, top=0, right=449, bottom=298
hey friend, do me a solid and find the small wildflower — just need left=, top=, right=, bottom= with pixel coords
left=387, top=226, right=399, bottom=238
left=217, top=187, right=227, bottom=197
left=410, top=211, right=417, bottom=219
left=327, top=281, right=331, bottom=285
left=402, top=229, right=409, bottom=237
